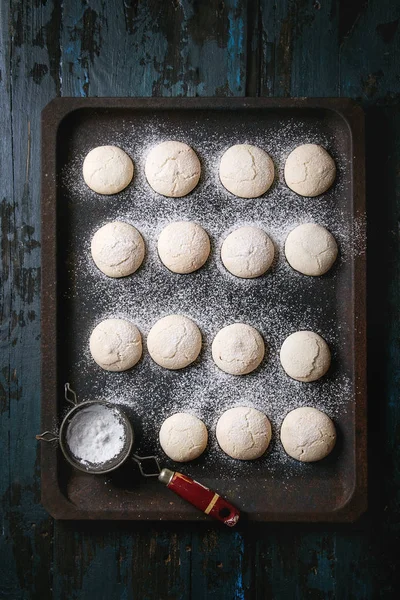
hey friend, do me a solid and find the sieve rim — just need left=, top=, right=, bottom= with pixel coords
left=59, top=400, right=134, bottom=474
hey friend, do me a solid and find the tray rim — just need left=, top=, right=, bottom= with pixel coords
left=40, top=97, right=366, bottom=522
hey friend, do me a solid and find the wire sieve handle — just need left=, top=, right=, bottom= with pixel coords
left=131, top=453, right=161, bottom=477
left=36, top=431, right=59, bottom=442
left=65, top=383, right=78, bottom=406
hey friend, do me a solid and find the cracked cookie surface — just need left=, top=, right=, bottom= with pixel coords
left=280, top=331, right=331, bottom=382
left=280, top=407, right=336, bottom=462
left=147, top=314, right=202, bottom=370
left=83, top=145, right=134, bottom=195
left=285, top=223, right=338, bottom=276
left=145, top=141, right=201, bottom=197
left=89, top=318, right=142, bottom=371
left=159, top=413, right=208, bottom=462
left=216, top=406, right=272, bottom=460
left=158, top=221, right=210, bottom=274
left=221, top=225, right=275, bottom=278
left=284, top=143, right=336, bottom=197
left=219, top=144, right=275, bottom=198
left=91, top=221, right=145, bottom=277
left=212, top=323, right=265, bottom=375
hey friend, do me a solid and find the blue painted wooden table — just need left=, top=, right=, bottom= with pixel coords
left=1, top=1, right=399, bottom=598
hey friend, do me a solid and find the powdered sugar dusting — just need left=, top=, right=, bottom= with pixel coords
left=66, top=404, right=126, bottom=467
left=59, top=108, right=362, bottom=483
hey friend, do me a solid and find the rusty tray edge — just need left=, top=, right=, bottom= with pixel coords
left=40, top=97, right=366, bottom=523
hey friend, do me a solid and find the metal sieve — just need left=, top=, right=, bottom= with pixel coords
left=37, top=384, right=240, bottom=527
left=38, top=384, right=134, bottom=474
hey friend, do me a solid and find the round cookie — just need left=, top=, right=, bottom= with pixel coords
left=90, top=318, right=142, bottom=371
left=280, top=331, right=331, bottom=382
left=284, top=144, right=336, bottom=197
left=91, top=221, right=145, bottom=277
left=158, top=221, right=210, bottom=274
left=216, top=407, right=272, bottom=460
left=147, top=315, right=201, bottom=370
left=221, top=226, right=274, bottom=278
left=285, top=223, right=338, bottom=276
left=219, top=144, right=275, bottom=198
left=145, top=141, right=201, bottom=197
left=83, top=146, right=134, bottom=195
left=280, top=407, right=336, bottom=462
left=159, top=413, right=208, bottom=462
left=212, top=323, right=265, bottom=375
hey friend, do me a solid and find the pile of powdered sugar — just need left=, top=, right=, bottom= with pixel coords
left=60, top=110, right=364, bottom=480
left=66, top=404, right=126, bottom=467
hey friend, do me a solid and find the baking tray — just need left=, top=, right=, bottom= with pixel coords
left=41, top=97, right=366, bottom=522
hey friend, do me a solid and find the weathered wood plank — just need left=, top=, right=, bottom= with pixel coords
left=190, top=529, right=247, bottom=600
left=52, top=523, right=192, bottom=600
left=272, top=530, right=337, bottom=599
left=338, top=0, right=400, bottom=101
left=0, top=2, right=18, bottom=596
left=129, top=527, right=192, bottom=599
left=60, top=0, right=247, bottom=98
left=0, top=0, right=61, bottom=598
left=336, top=1, right=400, bottom=596
left=288, top=0, right=339, bottom=97
left=247, top=0, right=339, bottom=97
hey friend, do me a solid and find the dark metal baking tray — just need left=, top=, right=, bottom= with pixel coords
left=41, top=98, right=366, bottom=522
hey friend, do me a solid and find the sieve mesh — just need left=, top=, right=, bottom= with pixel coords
left=58, top=401, right=134, bottom=474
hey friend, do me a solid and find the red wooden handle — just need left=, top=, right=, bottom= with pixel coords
left=161, top=470, right=240, bottom=527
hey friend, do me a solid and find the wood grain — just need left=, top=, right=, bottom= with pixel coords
left=1, top=0, right=400, bottom=598
left=1, top=0, right=55, bottom=598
